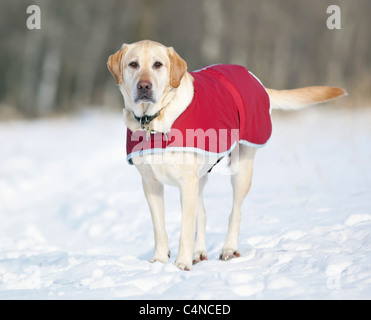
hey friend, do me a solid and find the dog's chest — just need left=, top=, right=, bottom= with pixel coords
left=133, top=153, right=216, bottom=186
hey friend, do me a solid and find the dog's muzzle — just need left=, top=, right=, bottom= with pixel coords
left=134, top=80, right=155, bottom=103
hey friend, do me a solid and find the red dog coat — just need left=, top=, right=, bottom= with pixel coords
left=126, top=64, right=272, bottom=164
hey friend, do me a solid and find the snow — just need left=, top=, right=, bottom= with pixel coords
left=0, top=105, right=370, bottom=299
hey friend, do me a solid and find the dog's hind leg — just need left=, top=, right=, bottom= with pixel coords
left=193, top=175, right=208, bottom=265
left=220, top=146, right=256, bottom=261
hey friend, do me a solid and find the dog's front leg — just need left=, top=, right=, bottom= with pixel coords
left=142, top=176, right=169, bottom=264
left=175, top=177, right=199, bottom=271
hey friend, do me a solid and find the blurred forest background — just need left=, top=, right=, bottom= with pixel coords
left=0, top=0, right=370, bottom=118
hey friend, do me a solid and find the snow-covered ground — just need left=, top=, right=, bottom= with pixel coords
left=0, top=105, right=370, bottom=299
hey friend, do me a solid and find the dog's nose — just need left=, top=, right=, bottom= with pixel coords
left=137, top=80, right=152, bottom=92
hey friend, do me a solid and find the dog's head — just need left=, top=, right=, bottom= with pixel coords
left=107, top=40, right=187, bottom=119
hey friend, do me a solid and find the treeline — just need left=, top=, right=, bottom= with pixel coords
left=0, top=0, right=370, bottom=118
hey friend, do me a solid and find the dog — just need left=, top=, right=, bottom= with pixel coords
left=107, top=40, right=346, bottom=270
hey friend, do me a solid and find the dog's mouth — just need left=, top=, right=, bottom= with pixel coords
left=134, top=93, right=156, bottom=104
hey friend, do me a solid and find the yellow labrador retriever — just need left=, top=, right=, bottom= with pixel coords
left=107, top=40, right=346, bottom=270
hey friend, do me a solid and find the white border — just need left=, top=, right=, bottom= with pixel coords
left=126, top=139, right=269, bottom=164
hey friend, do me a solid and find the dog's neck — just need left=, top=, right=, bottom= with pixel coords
left=123, top=72, right=194, bottom=133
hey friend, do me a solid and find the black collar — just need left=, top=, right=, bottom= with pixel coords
left=132, top=112, right=160, bottom=129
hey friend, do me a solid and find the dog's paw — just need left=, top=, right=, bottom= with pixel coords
left=150, top=250, right=170, bottom=264
left=174, top=262, right=191, bottom=271
left=192, top=251, right=208, bottom=265
left=219, top=248, right=241, bottom=261
left=174, top=259, right=192, bottom=271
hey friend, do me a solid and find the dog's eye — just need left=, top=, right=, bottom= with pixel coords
left=129, top=61, right=139, bottom=69
left=153, top=61, right=163, bottom=69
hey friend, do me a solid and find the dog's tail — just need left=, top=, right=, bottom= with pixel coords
left=266, top=86, right=347, bottom=110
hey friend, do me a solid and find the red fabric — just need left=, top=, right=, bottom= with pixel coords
left=126, top=64, right=271, bottom=164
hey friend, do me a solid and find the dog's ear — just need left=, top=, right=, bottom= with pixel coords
left=167, top=47, right=187, bottom=88
left=107, top=44, right=128, bottom=85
